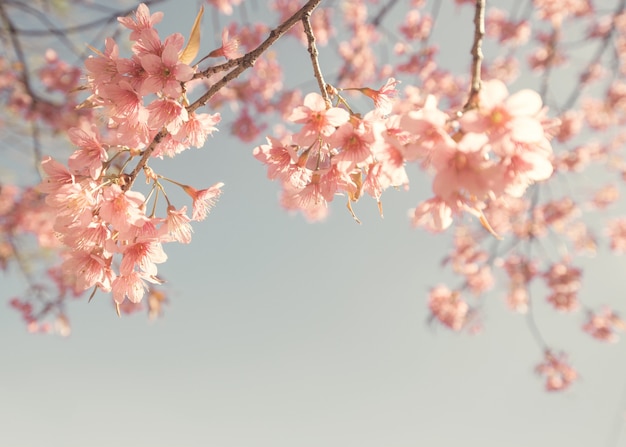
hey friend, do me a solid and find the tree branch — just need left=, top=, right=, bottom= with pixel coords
left=463, top=0, right=486, bottom=111
left=302, top=10, right=331, bottom=107
left=127, top=0, right=324, bottom=187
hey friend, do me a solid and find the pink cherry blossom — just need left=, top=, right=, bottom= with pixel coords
left=582, top=307, right=626, bottom=343
left=359, top=78, right=400, bottom=116
left=117, top=3, right=164, bottom=40
left=162, top=205, right=193, bottom=244
left=289, top=93, right=350, bottom=145
left=183, top=182, right=224, bottom=221
left=208, top=29, right=241, bottom=60
left=98, top=184, right=147, bottom=233
left=140, top=37, right=195, bottom=97
left=428, top=285, right=469, bottom=331
left=112, top=272, right=149, bottom=304
left=410, top=197, right=454, bottom=233
left=536, top=350, right=578, bottom=392
left=67, top=124, right=108, bottom=179
left=206, top=0, right=242, bottom=15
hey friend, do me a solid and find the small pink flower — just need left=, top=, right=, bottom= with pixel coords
left=162, top=205, right=193, bottom=244
left=329, top=120, right=377, bottom=168
left=62, top=250, right=113, bottom=292
left=428, top=285, right=468, bottom=331
left=140, top=37, right=195, bottom=97
left=607, top=218, right=626, bottom=252
left=146, top=97, right=189, bottom=133
left=39, top=156, right=74, bottom=194
left=410, top=197, right=454, bottom=232
left=120, top=240, right=167, bottom=277
left=67, top=124, right=108, bottom=179
left=112, top=272, right=148, bottom=304
left=543, top=261, right=581, bottom=312
left=289, top=93, right=350, bottom=145
left=535, top=350, right=577, bottom=392
left=117, top=3, right=164, bottom=40
left=207, top=29, right=241, bottom=60
left=99, top=184, right=147, bottom=233
left=206, top=0, right=242, bottom=15
left=360, top=77, right=400, bottom=115
left=183, top=182, right=224, bottom=221
left=582, top=307, right=626, bottom=342
left=174, top=112, right=221, bottom=148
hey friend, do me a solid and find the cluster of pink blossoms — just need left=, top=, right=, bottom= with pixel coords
left=255, top=77, right=556, bottom=234
left=254, top=78, right=406, bottom=222
left=39, top=3, right=223, bottom=307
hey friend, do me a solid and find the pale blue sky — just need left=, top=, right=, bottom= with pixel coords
left=2, top=1, right=626, bottom=446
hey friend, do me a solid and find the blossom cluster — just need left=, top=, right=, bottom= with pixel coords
left=39, top=3, right=223, bottom=307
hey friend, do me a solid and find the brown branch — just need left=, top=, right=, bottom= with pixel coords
left=370, top=0, right=400, bottom=27
left=127, top=0, right=324, bottom=187
left=302, top=10, right=331, bottom=107
left=560, top=0, right=626, bottom=111
left=463, top=0, right=486, bottom=111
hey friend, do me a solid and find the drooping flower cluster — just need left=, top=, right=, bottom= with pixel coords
left=406, top=80, right=556, bottom=233
left=39, top=3, right=223, bottom=307
left=535, top=350, right=578, bottom=392
left=254, top=81, right=406, bottom=222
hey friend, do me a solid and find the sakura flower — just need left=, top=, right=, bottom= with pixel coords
left=400, top=10, right=432, bottom=42
left=39, top=156, right=74, bottom=194
left=232, top=108, right=265, bottom=142
left=428, top=285, right=469, bottom=331
left=430, top=132, right=496, bottom=201
left=607, top=218, right=626, bottom=253
left=140, top=35, right=195, bottom=97
left=146, top=97, right=189, bottom=133
left=62, top=250, right=113, bottom=292
left=207, top=29, right=241, bottom=60
left=206, top=0, right=242, bottom=15
left=84, top=38, right=121, bottom=86
left=183, top=182, right=224, bottom=221
left=253, top=136, right=299, bottom=183
left=410, top=197, right=454, bottom=232
left=359, top=77, right=400, bottom=116
left=98, top=184, right=147, bottom=233
left=535, top=350, right=578, bottom=392
left=120, top=240, right=167, bottom=277
left=67, top=124, right=108, bottom=179
left=174, top=112, right=221, bottom=148
left=162, top=205, right=193, bottom=244
left=328, top=119, right=378, bottom=168
left=117, top=3, right=164, bottom=41
left=289, top=93, right=350, bottom=145
left=543, top=261, right=582, bottom=312
left=112, top=271, right=149, bottom=304
left=582, top=307, right=626, bottom=343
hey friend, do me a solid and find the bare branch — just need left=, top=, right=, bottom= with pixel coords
left=302, top=10, right=331, bottom=107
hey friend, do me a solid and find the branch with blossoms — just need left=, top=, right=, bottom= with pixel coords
left=4, top=0, right=626, bottom=395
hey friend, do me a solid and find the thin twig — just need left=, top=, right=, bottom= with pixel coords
left=370, top=0, right=400, bottom=27
left=302, top=11, right=331, bottom=106
left=463, top=0, right=486, bottom=111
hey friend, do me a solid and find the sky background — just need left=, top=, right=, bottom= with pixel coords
left=2, top=1, right=626, bottom=446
